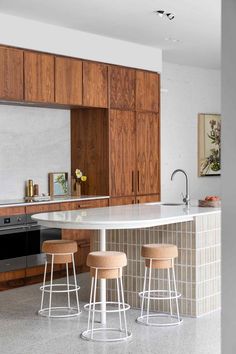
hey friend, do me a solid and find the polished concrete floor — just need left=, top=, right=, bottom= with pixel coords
left=0, top=273, right=220, bottom=354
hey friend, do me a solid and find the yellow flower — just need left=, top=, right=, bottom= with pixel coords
left=81, top=175, right=87, bottom=182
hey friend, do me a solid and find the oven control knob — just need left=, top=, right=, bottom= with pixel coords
left=17, top=217, right=22, bottom=222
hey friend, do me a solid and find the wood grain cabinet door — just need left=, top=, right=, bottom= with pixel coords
left=109, top=66, right=135, bottom=110
left=83, top=62, right=108, bottom=108
left=136, top=71, right=159, bottom=112
left=24, top=52, right=55, bottom=103
left=109, top=196, right=135, bottom=206
left=136, top=194, right=160, bottom=204
left=136, top=112, right=160, bottom=195
left=55, top=57, right=82, bottom=105
left=0, top=46, right=23, bottom=100
left=110, top=110, right=136, bottom=197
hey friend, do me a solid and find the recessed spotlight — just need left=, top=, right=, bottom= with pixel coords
left=154, top=10, right=175, bottom=20
left=164, top=37, right=181, bottom=43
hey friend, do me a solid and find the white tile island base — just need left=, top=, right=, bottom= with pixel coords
left=91, top=212, right=221, bottom=317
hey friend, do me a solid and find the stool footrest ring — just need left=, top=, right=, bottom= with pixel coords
left=40, top=283, right=80, bottom=293
left=81, top=327, right=132, bottom=342
left=136, top=313, right=183, bottom=327
left=38, top=306, right=81, bottom=318
left=84, top=301, right=130, bottom=313
left=139, top=289, right=181, bottom=300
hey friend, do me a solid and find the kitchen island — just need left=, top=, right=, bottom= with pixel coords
left=32, top=203, right=221, bottom=318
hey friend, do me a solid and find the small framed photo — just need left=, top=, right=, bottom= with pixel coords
left=49, top=172, right=68, bottom=196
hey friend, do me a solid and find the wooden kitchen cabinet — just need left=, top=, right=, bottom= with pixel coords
left=0, top=46, right=23, bottom=101
left=71, top=108, right=109, bottom=196
left=60, top=198, right=108, bottom=211
left=55, top=57, right=82, bottom=105
left=83, top=62, right=108, bottom=107
left=109, top=110, right=160, bottom=198
left=109, top=196, right=135, bottom=206
left=24, top=51, right=55, bottom=103
left=136, top=70, right=159, bottom=112
left=136, top=112, right=160, bottom=195
left=0, top=206, right=25, bottom=216
left=25, top=203, right=61, bottom=214
left=136, top=194, right=160, bottom=204
left=109, top=66, right=135, bottom=110
left=110, top=110, right=136, bottom=197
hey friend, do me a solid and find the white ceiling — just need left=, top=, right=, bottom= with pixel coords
left=0, top=0, right=221, bottom=69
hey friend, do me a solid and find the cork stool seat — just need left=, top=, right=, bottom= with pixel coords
left=137, top=243, right=182, bottom=327
left=38, top=240, right=81, bottom=318
left=81, top=251, right=132, bottom=342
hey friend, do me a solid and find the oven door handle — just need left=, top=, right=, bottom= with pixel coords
left=0, top=226, right=28, bottom=235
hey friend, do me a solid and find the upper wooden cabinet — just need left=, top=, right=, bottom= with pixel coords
left=0, top=46, right=23, bottom=101
left=109, top=66, right=135, bottom=110
left=55, top=57, right=82, bottom=105
left=24, top=52, right=55, bottom=103
left=71, top=108, right=109, bottom=196
left=110, top=110, right=136, bottom=197
left=136, top=112, right=160, bottom=195
left=83, top=62, right=108, bottom=108
left=136, top=71, right=159, bottom=112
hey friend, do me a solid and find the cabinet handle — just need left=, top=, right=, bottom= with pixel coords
left=132, top=171, right=134, bottom=193
left=137, top=170, right=140, bottom=192
left=77, top=204, right=91, bottom=209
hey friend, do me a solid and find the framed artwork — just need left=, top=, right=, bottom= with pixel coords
left=49, top=172, right=68, bottom=196
left=198, top=113, right=221, bottom=176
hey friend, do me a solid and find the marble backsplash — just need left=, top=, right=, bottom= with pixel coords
left=0, top=105, right=70, bottom=199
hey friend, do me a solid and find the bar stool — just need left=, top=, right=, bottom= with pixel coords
left=137, top=243, right=182, bottom=326
left=81, top=251, right=132, bottom=342
left=38, top=240, right=81, bottom=318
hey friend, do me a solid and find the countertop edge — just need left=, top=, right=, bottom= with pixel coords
left=0, top=195, right=110, bottom=208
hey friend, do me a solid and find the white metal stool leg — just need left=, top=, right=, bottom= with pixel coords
left=40, top=260, right=47, bottom=312
left=91, top=268, right=98, bottom=340
left=119, top=268, right=128, bottom=337
left=140, top=266, right=147, bottom=318
left=87, top=277, right=94, bottom=332
left=72, top=254, right=80, bottom=314
left=167, top=267, right=173, bottom=316
left=48, top=254, right=54, bottom=317
left=172, top=259, right=180, bottom=322
left=66, top=262, right=71, bottom=309
left=116, top=276, right=122, bottom=330
left=146, top=259, right=152, bottom=324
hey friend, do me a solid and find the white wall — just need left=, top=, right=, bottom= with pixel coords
left=161, top=62, right=221, bottom=202
left=0, top=13, right=162, bottom=72
left=0, top=106, right=70, bottom=199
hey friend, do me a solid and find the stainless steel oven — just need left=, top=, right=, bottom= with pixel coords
left=0, top=214, right=61, bottom=272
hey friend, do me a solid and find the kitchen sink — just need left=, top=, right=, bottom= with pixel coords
left=161, top=203, right=184, bottom=206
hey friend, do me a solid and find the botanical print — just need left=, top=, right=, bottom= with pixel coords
left=198, top=114, right=221, bottom=176
left=49, top=172, right=68, bottom=196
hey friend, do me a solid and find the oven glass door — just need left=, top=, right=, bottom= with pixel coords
left=0, top=226, right=27, bottom=272
left=26, top=225, right=61, bottom=267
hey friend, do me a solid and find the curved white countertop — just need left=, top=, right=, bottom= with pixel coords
left=32, top=203, right=221, bottom=230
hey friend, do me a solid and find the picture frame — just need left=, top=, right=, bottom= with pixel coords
left=198, top=113, right=221, bottom=176
left=49, top=172, right=69, bottom=196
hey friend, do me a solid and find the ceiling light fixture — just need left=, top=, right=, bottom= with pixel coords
left=154, top=10, right=175, bottom=20
left=164, top=37, right=180, bottom=43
